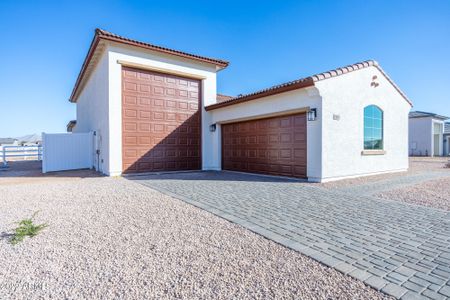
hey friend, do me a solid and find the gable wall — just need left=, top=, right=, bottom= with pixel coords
left=315, top=66, right=411, bottom=181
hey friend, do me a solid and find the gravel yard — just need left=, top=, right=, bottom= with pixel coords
left=0, top=175, right=388, bottom=299
left=319, top=157, right=449, bottom=189
left=376, top=176, right=450, bottom=211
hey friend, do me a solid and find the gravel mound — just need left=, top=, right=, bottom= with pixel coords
left=0, top=177, right=389, bottom=299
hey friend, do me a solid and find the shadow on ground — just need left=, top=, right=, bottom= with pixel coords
left=126, top=170, right=306, bottom=183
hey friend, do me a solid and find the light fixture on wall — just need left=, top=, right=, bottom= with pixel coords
left=307, top=108, right=317, bottom=121
left=209, top=124, right=217, bottom=132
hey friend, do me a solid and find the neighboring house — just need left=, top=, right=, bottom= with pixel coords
left=67, top=120, right=77, bottom=132
left=409, top=111, right=449, bottom=157
left=69, top=29, right=412, bottom=182
left=0, top=138, right=18, bottom=147
left=16, top=133, right=42, bottom=146
left=444, top=122, right=450, bottom=156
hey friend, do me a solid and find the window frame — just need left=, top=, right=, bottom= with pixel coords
left=363, top=105, right=384, bottom=151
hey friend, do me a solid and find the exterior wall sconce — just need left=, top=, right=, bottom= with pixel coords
left=307, top=108, right=317, bottom=121
left=209, top=124, right=217, bottom=132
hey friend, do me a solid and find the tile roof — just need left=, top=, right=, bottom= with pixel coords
left=69, top=29, right=229, bottom=102
left=96, top=29, right=229, bottom=68
left=216, top=94, right=234, bottom=103
left=409, top=111, right=449, bottom=120
left=205, top=60, right=412, bottom=111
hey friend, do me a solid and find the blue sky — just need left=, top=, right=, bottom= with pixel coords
left=0, top=0, right=449, bottom=137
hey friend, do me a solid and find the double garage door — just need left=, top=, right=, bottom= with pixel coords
left=121, top=66, right=307, bottom=178
left=222, top=114, right=307, bottom=178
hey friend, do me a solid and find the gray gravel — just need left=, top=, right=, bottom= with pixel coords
left=318, top=157, right=449, bottom=189
left=0, top=177, right=388, bottom=299
left=376, top=176, right=450, bottom=211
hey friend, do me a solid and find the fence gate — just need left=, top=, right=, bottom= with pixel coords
left=42, top=132, right=94, bottom=173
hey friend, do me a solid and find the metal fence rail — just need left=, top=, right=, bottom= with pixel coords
left=1, top=145, right=43, bottom=167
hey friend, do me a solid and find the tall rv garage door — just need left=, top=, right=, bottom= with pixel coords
left=222, top=113, right=307, bottom=178
left=122, top=67, right=201, bottom=173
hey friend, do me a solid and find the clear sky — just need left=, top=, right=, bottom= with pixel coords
left=0, top=0, right=449, bottom=137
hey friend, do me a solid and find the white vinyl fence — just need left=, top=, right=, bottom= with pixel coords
left=1, top=145, right=42, bottom=166
left=42, top=132, right=94, bottom=173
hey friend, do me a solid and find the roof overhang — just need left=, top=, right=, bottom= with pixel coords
left=69, top=29, right=229, bottom=103
left=206, top=78, right=315, bottom=111
left=409, top=112, right=449, bottom=121
left=206, top=60, right=413, bottom=111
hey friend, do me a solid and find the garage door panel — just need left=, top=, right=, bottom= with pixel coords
left=122, top=67, right=201, bottom=173
left=294, top=132, right=306, bottom=142
left=222, top=113, right=307, bottom=178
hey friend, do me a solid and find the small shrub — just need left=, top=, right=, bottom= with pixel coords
left=445, top=161, right=450, bottom=169
left=10, top=212, right=48, bottom=245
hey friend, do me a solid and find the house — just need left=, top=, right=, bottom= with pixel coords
left=409, top=111, right=449, bottom=157
left=0, top=138, right=18, bottom=147
left=16, top=133, right=42, bottom=146
left=444, top=123, right=450, bottom=156
left=69, top=29, right=412, bottom=182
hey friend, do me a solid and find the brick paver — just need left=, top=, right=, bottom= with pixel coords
left=130, top=171, right=450, bottom=299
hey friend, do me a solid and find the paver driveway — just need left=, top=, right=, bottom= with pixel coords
left=130, top=171, right=450, bottom=299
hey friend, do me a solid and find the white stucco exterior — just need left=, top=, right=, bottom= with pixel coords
left=73, top=42, right=219, bottom=176
left=315, top=66, right=410, bottom=181
left=72, top=35, right=411, bottom=182
left=73, top=51, right=109, bottom=173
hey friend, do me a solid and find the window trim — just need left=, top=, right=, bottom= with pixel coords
left=363, top=105, right=384, bottom=151
left=361, top=149, right=386, bottom=156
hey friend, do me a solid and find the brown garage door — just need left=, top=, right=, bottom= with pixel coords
left=122, top=67, right=201, bottom=173
left=222, top=113, right=307, bottom=178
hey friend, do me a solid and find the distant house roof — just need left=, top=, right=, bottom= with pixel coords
left=0, top=138, right=17, bottom=144
left=67, top=120, right=77, bottom=132
left=69, top=29, right=229, bottom=103
left=206, top=60, right=412, bottom=111
left=16, top=133, right=42, bottom=144
left=409, top=111, right=450, bottom=120
left=445, top=123, right=450, bottom=134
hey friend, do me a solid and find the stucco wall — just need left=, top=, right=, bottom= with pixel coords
left=208, top=87, right=323, bottom=179
left=106, top=43, right=219, bottom=175
left=73, top=51, right=109, bottom=173
left=409, top=118, right=432, bottom=156
left=315, top=66, right=411, bottom=181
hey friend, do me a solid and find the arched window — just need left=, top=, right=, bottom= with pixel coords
left=364, top=105, right=383, bottom=150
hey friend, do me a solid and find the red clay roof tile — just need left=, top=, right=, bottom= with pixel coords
left=69, top=29, right=229, bottom=102
left=205, top=60, right=412, bottom=111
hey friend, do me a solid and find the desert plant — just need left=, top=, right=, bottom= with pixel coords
left=10, top=211, right=48, bottom=245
